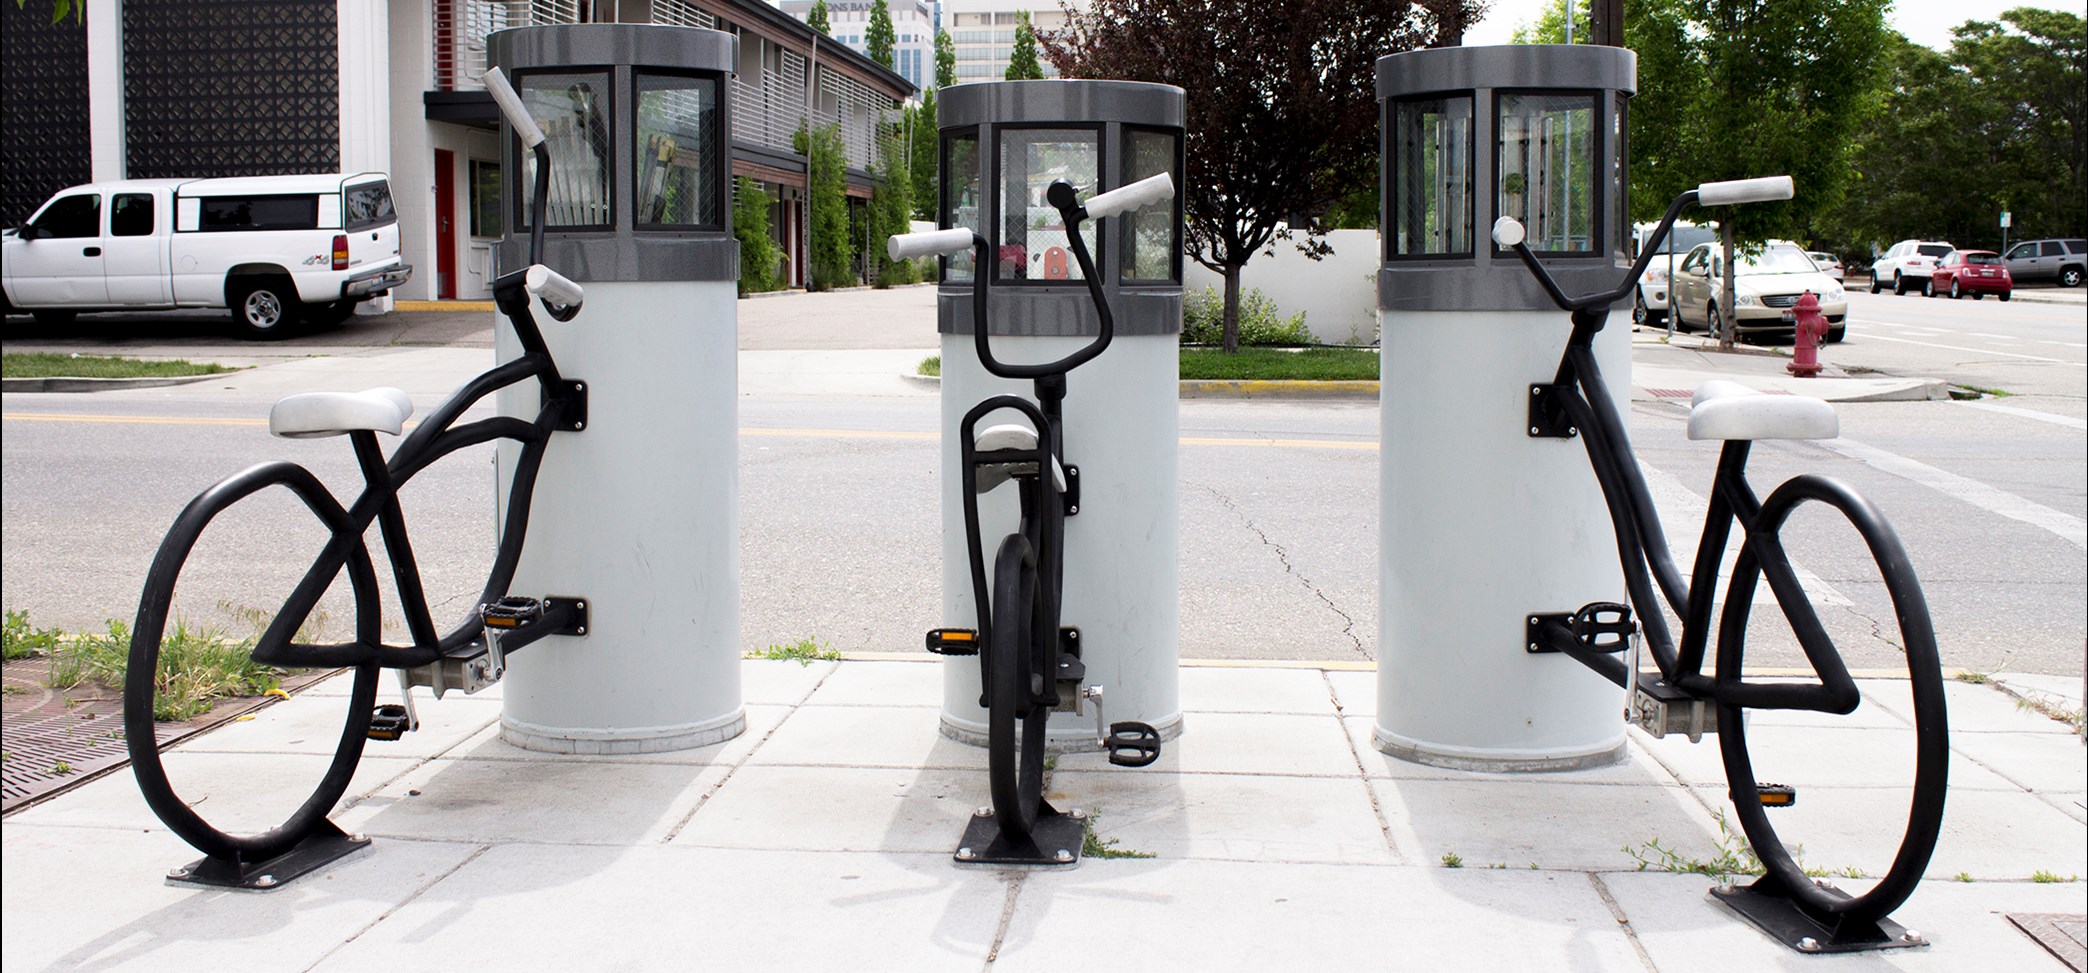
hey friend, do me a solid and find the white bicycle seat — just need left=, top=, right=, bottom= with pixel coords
left=972, top=423, right=1068, bottom=493
left=1686, top=381, right=1837, bottom=441
left=269, top=387, right=415, bottom=439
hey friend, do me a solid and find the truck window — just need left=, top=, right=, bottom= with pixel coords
left=345, top=182, right=396, bottom=231
left=111, top=193, right=155, bottom=236
left=32, top=193, right=100, bottom=238
left=199, top=195, right=319, bottom=232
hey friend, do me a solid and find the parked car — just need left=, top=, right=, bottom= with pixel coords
left=1672, top=241, right=1848, bottom=342
left=1, top=172, right=411, bottom=338
left=1926, top=250, right=2011, bottom=300
left=1806, top=251, right=1844, bottom=280
left=1870, top=240, right=1955, bottom=295
left=1999, top=238, right=2087, bottom=288
left=1630, top=220, right=1718, bottom=327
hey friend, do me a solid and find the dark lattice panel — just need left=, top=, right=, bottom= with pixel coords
left=123, top=0, right=341, bottom=178
left=0, top=4, right=91, bottom=229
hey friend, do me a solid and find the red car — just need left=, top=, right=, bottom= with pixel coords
left=1926, top=250, right=2012, bottom=300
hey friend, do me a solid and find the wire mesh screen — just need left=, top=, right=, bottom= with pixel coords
left=519, top=71, right=613, bottom=228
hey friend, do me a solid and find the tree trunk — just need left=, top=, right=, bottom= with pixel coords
left=1719, top=219, right=1737, bottom=352
left=1221, top=264, right=1243, bottom=355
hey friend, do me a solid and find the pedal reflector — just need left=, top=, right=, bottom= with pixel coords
left=925, top=629, right=979, bottom=656
left=1757, top=783, right=1797, bottom=808
left=480, top=596, right=542, bottom=629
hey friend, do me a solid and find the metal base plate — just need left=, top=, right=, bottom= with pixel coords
left=1711, top=879, right=1928, bottom=954
left=953, top=804, right=1085, bottom=866
left=165, top=823, right=371, bottom=891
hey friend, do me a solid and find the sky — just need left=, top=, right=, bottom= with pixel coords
left=1462, top=0, right=2084, bottom=51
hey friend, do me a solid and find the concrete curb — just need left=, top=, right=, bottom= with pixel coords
left=393, top=300, right=495, bottom=312
left=899, top=373, right=1381, bottom=399
left=0, top=371, right=238, bottom=393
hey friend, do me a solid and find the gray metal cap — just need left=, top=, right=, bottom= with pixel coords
left=492, top=24, right=739, bottom=284
left=1376, top=44, right=1636, bottom=313
left=936, top=80, right=1186, bottom=337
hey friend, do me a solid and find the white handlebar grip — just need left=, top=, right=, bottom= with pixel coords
left=1696, top=175, right=1794, bottom=206
left=1491, top=216, right=1526, bottom=248
left=525, top=264, right=584, bottom=308
left=887, top=228, right=975, bottom=261
left=1082, top=173, right=1175, bottom=221
left=482, top=68, right=547, bottom=150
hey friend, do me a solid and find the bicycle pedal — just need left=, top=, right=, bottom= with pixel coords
left=925, top=628, right=979, bottom=656
left=1572, top=602, right=1635, bottom=652
left=367, top=704, right=412, bottom=741
left=1756, top=783, right=1797, bottom=808
left=480, top=596, right=543, bottom=629
left=1106, top=721, right=1161, bottom=767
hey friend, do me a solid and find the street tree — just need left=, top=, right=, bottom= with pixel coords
left=909, top=92, right=938, bottom=220
left=869, top=122, right=915, bottom=285
left=1006, top=12, right=1045, bottom=81
left=865, top=0, right=896, bottom=69
left=1044, top=0, right=1477, bottom=352
left=806, top=0, right=831, bottom=35
left=935, top=27, right=957, bottom=87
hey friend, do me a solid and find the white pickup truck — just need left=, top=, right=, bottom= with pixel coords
left=1, top=172, right=412, bottom=339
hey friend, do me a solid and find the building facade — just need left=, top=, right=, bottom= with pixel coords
left=940, top=0, right=1077, bottom=82
left=777, top=0, right=935, bottom=91
left=0, top=0, right=914, bottom=300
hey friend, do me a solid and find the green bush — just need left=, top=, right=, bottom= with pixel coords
left=3, top=609, right=62, bottom=660
left=1180, top=286, right=1311, bottom=346
left=734, top=177, right=780, bottom=295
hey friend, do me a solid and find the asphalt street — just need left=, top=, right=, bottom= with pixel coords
left=2, top=283, right=2081, bottom=677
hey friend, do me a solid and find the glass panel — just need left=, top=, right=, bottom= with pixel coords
left=1390, top=96, right=1472, bottom=257
left=1121, top=129, right=1179, bottom=282
left=519, top=71, right=613, bottom=228
left=345, top=182, right=396, bottom=230
left=997, top=128, right=1097, bottom=281
left=111, top=194, right=154, bottom=237
left=199, top=195, right=318, bottom=232
left=635, top=73, right=720, bottom=227
left=943, top=130, right=980, bottom=282
left=469, top=160, right=504, bottom=238
left=1497, top=93, right=1596, bottom=252
left=32, top=194, right=100, bottom=238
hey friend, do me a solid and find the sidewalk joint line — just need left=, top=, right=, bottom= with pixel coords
left=1587, top=872, right=1664, bottom=973
left=660, top=659, right=841, bottom=842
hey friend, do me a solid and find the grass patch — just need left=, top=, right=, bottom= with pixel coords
left=1178, top=347, right=1378, bottom=381
left=745, top=638, right=840, bottom=665
left=3, top=609, right=64, bottom=660
left=47, top=618, right=282, bottom=722
left=918, top=355, right=941, bottom=377
left=1079, top=813, right=1155, bottom=860
left=1623, top=814, right=1767, bottom=881
left=2, top=353, right=235, bottom=380
left=1440, top=851, right=1463, bottom=868
left=2030, top=870, right=2079, bottom=883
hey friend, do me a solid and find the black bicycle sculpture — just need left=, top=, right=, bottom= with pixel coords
left=124, top=68, right=592, bottom=890
left=889, top=172, right=1175, bottom=865
left=1496, top=176, right=1947, bottom=953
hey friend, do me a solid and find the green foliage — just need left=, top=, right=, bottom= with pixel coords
left=934, top=29, right=957, bottom=88
left=1178, top=348, right=1378, bottom=381
left=49, top=618, right=283, bottom=723
left=1006, top=11, right=1045, bottom=80
left=2031, top=870, right=2080, bottom=883
left=3, top=609, right=63, bottom=660
left=734, top=177, right=781, bottom=295
left=909, top=92, right=939, bottom=221
left=1180, top=287, right=1310, bottom=346
left=1440, top=851, right=1463, bottom=868
left=865, top=0, right=897, bottom=68
left=1081, top=814, right=1157, bottom=859
left=917, top=355, right=941, bottom=377
left=1510, top=0, right=1591, bottom=43
left=1623, top=814, right=1768, bottom=880
left=804, top=124, right=855, bottom=291
left=806, top=0, right=830, bottom=34
left=869, top=124, right=917, bottom=287
left=13, top=0, right=79, bottom=24
left=3, top=353, right=235, bottom=379
left=745, top=638, right=840, bottom=665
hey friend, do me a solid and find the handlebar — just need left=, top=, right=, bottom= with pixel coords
left=482, top=68, right=547, bottom=150
left=887, top=227, right=975, bottom=261
left=525, top=264, right=584, bottom=315
left=1695, top=175, right=1793, bottom=207
left=1081, top=173, right=1174, bottom=221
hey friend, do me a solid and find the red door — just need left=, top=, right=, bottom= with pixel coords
left=434, top=149, right=457, bottom=299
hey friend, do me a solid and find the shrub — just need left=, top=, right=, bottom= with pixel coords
left=734, top=177, right=780, bottom=295
left=1180, top=287, right=1311, bottom=346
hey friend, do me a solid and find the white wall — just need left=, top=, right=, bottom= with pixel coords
left=1183, top=228, right=1381, bottom=346
left=87, top=0, right=122, bottom=180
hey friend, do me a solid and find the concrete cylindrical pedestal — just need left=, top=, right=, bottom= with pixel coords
left=488, top=24, right=743, bottom=754
left=933, top=80, right=1186, bottom=750
left=1374, top=45, right=1637, bottom=770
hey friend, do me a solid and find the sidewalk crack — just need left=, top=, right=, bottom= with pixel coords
left=1204, top=485, right=1371, bottom=661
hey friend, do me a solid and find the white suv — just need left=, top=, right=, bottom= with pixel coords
left=1870, top=240, right=1954, bottom=295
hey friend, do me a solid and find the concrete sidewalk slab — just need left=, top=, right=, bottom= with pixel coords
left=5, top=658, right=2082, bottom=972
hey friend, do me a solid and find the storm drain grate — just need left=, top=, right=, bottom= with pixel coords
left=2009, top=913, right=2087, bottom=972
left=0, top=711, right=155, bottom=810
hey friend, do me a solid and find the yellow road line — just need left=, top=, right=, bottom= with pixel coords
left=5, top=412, right=1380, bottom=451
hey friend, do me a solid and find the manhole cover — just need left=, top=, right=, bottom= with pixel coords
left=2009, top=914, right=2087, bottom=973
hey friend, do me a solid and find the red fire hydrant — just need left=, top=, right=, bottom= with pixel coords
left=1788, top=290, right=1826, bottom=378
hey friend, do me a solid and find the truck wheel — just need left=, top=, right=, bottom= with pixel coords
left=231, top=279, right=299, bottom=339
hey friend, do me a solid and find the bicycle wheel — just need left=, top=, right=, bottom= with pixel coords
left=125, top=461, right=383, bottom=864
left=986, top=533, right=1049, bottom=841
left=1713, top=474, right=1947, bottom=927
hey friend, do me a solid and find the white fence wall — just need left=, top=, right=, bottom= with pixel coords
left=1183, top=228, right=1381, bottom=346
